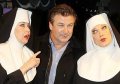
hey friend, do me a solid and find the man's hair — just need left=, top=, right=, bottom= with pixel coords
left=48, top=4, right=77, bottom=23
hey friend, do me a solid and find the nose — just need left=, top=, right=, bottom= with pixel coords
left=25, top=25, right=30, bottom=32
left=99, top=30, right=103, bottom=37
left=63, top=27, right=68, bottom=33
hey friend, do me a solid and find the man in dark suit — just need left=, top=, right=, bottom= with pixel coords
left=32, top=3, right=85, bottom=84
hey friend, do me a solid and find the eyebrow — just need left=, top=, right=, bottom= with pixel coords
left=58, top=23, right=64, bottom=24
left=92, top=27, right=97, bottom=30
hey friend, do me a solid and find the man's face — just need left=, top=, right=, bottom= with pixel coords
left=49, top=14, right=76, bottom=45
left=14, top=22, right=30, bottom=44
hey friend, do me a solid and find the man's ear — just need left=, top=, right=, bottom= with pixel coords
left=49, top=22, right=53, bottom=30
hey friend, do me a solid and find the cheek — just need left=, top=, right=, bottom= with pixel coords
left=67, top=28, right=74, bottom=34
left=55, top=29, right=63, bottom=35
left=93, top=35, right=100, bottom=43
left=18, top=33, right=24, bottom=41
left=14, top=30, right=19, bottom=38
left=52, top=29, right=58, bottom=34
left=105, top=28, right=111, bottom=34
left=51, top=29, right=59, bottom=38
left=17, top=31, right=24, bottom=38
left=105, top=30, right=112, bottom=39
left=70, top=29, right=73, bottom=33
left=106, top=34, right=112, bottom=42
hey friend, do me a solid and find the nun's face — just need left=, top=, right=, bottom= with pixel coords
left=14, top=22, right=30, bottom=44
left=92, top=24, right=112, bottom=47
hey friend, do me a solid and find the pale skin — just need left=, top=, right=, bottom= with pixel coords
left=92, top=24, right=112, bottom=47
left=49, top=14, right=76, bottom=50
left=14, top=22, right=40, bottom=75
left=14, top=22, right=31, bottom=44
left=20, top=51, right=40, bottom=75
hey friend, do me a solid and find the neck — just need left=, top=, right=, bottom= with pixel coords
left=54, top=43, right=67, bottom=50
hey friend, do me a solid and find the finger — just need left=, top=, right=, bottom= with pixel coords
left=34, top=51, right=41, bottom=57
left=34, top=59, right=40, bottom=67
left=36, top=60, right=40, bottom=67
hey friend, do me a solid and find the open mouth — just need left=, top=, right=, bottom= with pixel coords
left=24, top=34, right=30, bottom=40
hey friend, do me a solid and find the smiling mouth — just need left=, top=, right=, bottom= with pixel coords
left=63, top=35, right=67, bottom=38
left=63, top=34, right=69, bottom=38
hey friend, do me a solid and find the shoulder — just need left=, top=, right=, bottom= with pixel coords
left=0, top=43, right=10, bottom=60
left=77, top=50, right=95, bottom=66
left=69, top=36, right=86, bottom=60
left=0, top=43, right=8, bottom=48
left=0, top=43, right=9, bottom=54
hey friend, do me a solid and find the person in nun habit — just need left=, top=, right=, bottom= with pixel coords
left=74, top=13, right=120, bottom=84
left=0, top=8, right=40, bottom=84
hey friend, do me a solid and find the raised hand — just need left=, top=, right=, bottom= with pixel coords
left=20, top=51, right=41, bottom=75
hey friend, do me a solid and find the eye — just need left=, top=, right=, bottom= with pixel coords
left=58, top=24, right=64, bottom=26
left=92, top=29, right=98, bottom=34
left=19, top=23, right=25, bottom=27
left=57, top=24, right=64, bottom=28
left=67, top=24, right=74, bottom=28
left=102, top=26, right=107, bottom=30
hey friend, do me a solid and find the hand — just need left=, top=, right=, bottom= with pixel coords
left=20, top=51, right=41, bottom=75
